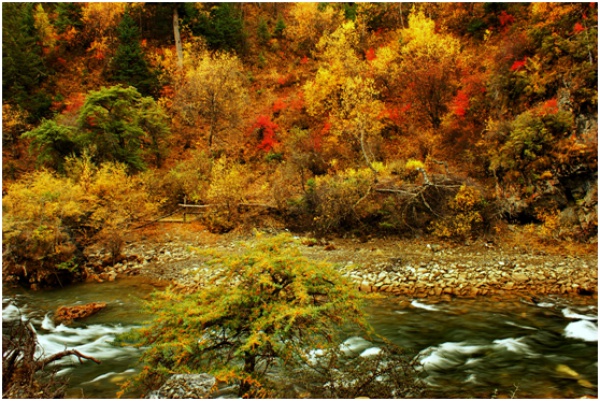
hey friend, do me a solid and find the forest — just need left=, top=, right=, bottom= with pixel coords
left=2, top=3, right=598, bottom=399
left=2, top=2, right=598, bottom=283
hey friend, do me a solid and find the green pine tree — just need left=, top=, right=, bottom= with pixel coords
left=110, top=9, right=159, bottom=98
left=53, top=2, right=83, bottom=34
left=2, top=2, right=52, bottom=121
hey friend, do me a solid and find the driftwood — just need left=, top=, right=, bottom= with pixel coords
left=3, top=316, right=100, bottom=398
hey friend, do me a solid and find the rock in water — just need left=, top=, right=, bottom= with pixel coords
left=149, top=373, right=216, bottom=399
left=55, top=302, right=107, bottom=324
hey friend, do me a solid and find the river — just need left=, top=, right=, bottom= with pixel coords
left=2, top=278, right=597, bottom=398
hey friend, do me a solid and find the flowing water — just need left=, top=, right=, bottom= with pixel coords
left=3, top=278, right=598, bottom=399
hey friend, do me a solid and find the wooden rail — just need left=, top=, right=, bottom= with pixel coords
left=178, top=200, right=276, bottom=223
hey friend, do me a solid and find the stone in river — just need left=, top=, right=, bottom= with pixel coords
left=55, top=302, right=107, bottom=324
left=150, top=373, right=216, bottom=399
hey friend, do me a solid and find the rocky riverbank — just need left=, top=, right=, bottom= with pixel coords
left=81, top=233, right=598, bottom=300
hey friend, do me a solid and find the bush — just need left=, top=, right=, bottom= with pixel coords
left=2, top=170, right=88, bottom=286
left=431, top=184, right=486, bottom=241
left=117, top=233, right=378, bottom=398
left=2, top=161, right=158, bottom=286
left=307, top=167, right=376, bottom=234
left=203, top=157, right=248, bottom=233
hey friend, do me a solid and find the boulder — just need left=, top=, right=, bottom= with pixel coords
left=148, top=373, right=216, bottom=399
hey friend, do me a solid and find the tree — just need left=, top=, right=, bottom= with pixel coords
left=188, top=3, right=247, bottom=55
left=76, top=85, right=169, bottom=172
left=285, top=3, right=344, bottom=54
left=2, top=2, right=52, bottom=121
left=304, top=21, right=384, bottom=171
left=173, top=51, right=248, bottom=149
left=109, top=9, right=159, bottom=97
left=23, top=85, right=171, bottom=173
left=397, top=10, right=462, bottom=130
left=53, top=2, right=84, bottom=34
left=119, top=233, right=371, bottom=397
left=22, top=120, right=79, bottom=172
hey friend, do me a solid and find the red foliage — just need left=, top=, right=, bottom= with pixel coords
left=499, top=11, right=515, bottom=27
left=160, top=85, right=174, bottom=98
left=574, top=22, right=586, bottom=34
left=272, top=97, right=287, bottom=113
left=539, top=98, right=559, bottom=115
left=300, top=55, right=309, bottom=64
left=310, top=131, right=323, bottom=152
left=277, top=74, right=293, bottom=87
left=381, top=104, right=411, bottom=125
left=321, top=121, right=332, bottom=135
left=365, top=48, right=376, bottom=61
left=94, top=50, right=105, bottom=61
left=451, top=90, right=470, bottom=117
left=252, top=115, right=279, bottom=152
left=510, top=57, right=527, bottom=71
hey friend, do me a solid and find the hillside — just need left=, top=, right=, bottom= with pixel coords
left=2, top=2, right=597, bottom=287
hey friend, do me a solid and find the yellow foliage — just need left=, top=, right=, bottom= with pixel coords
left=207, top=157, right=247, bottom=206
left=174, top=51, right=248, bottom=148
left=400, top=10, right=460, bottom=61
left=432, top=185, right=485, bottom=241
left=285, top=3, right=344, bottom=52
left=405, top=159, right=425, bottom=171
left=34, top=4, right=57, bottom=49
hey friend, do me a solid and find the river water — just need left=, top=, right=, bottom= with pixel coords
left=2, top=278, right=598, bottom=399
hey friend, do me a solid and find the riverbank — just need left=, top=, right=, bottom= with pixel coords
left=75, top=227, right=597, bottom=301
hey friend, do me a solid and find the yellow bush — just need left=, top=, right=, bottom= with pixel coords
left=432, top=185, right=484, bottom=241
left=310, top=167, right=375, bottom=233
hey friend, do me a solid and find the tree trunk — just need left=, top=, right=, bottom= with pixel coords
left=238, top=353, right=256, bottom=396
left=173, top=7, right=183, bottom=70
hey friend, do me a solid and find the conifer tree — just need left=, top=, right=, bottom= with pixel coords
left=53, top=2, right=83, bottom=34
left=109, top=9, right=159, bottom=98
left=2, top=2, right=52, bottom=121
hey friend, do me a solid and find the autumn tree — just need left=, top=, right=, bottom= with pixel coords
left=304, top=21, right=384, bottom=171
left=285, top=2, right=344, bottom=54
left=119, top=233, right=372, bottom=397
left=396, top=9, right=462, bottom=130
left=173, top=51, right=248, bottom=149
left=2, top=156, right=159, bottom=287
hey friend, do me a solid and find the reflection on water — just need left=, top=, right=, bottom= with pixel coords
left=3, top=279, right=598, bottom=399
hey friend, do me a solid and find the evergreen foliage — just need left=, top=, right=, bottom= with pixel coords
left=274, top=15, right=286, bottom=38
left=110, top=9, right=159, bottom=97
left=53, top=2, right=83, bottom=34
left=2, top=2, right=52, bottom=121
left=191, top=3, right=247, bottom=54
left=257, top=17, right=271, bottom=46
left=23, top=85, right=170, bottom=173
